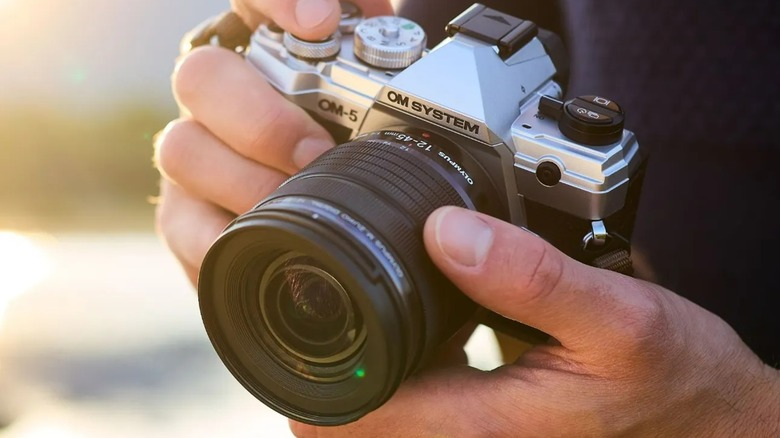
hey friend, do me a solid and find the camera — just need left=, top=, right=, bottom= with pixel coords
left=192, top=2, right=645, bottom=426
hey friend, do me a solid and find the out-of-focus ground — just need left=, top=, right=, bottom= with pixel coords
left=0, top=234, right=502, bottom=438
left=0, top=234, right=290, bottom=437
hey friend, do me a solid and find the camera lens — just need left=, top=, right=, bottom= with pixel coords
left=199, top=129, right=502, bottom=425
left=261, top=253, right=365, bottom=364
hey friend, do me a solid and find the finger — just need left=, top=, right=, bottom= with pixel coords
left=289, top=366, right=516, bottom=437
left=231, top=0, right=394, bottom=40
left=423, top=207, right=667, bottom=352
left=348, top=0, right=395, bottom=17
left=156, top=181, right=234, bottom=285
left=173, top=46, right=334, bottom=174
left=155, top=119, right=288, bottom=215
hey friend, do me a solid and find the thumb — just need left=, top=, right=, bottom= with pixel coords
left=232, top=0, right=394, bottom=41
left=423, top=206, right=663, bottom=352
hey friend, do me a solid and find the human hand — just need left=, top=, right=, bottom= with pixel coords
left=154, top=0, right=394, bottom=284
left=290, top=207, right=780, bottom=437
left=230, top=0, right=394, bottom=41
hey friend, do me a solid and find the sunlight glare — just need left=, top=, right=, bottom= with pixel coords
left=0, top=231, right=52, bottom=323
left=3, top=422, right=82, bottom=438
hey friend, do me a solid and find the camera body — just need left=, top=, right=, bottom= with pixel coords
left=247, top=4, right=644, bottom=267
left=194, top=3, right=645, bottom=426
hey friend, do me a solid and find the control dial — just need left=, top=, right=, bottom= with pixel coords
left=284, top=32, right=341, bottom=60
left=354, top=16, right=426, bottom=69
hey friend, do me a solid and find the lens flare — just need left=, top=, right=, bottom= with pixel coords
left=0, top=231, right=52, bottom=324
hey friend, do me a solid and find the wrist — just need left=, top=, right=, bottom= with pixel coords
left=662, top=346, right=780, bottom=437
left=740, top=364, right=780, bottom=436
left=716, top=359, right=780, bottom=437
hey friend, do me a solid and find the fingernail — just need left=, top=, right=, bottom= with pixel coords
left=295, top=0, right=335, bottom=30
left=293, top=138, right=333, bottom=169
left=434, top=207, right=494, bottom=267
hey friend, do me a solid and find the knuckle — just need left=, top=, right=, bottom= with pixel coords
left=155, top=119, right=200, bottom=181
left=251, top=170, right=287, bottom=197
left=613, top=284, right=671, bottom=351
left=172, top=46, right=226, bottom=104
left=246, top=104, right=287, bottom=152
left=155, top=205, right=177, bottom=253
left=154, top=194, right=178, bottom=243
left=514, top=237, right=565, bottom=305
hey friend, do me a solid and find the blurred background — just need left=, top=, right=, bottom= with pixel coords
left=0, top=1, right=501, bottom=437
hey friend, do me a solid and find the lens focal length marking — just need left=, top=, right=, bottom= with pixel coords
left=362, top=130, right=476, bottom=186
left=391, top=133, right=475, bottom=185
left=353, top=130, right=479, bottom=210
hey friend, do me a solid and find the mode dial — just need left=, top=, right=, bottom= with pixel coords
left=354, top=16, right=426, bottom=69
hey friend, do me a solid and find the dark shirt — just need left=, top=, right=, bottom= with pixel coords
left=398, top=0, right=780, bottom=365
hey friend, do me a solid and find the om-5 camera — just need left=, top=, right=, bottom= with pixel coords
left=189, top=2, right=646, bottom=426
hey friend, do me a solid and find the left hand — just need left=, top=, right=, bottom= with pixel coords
left=290, top=207, right=780, bottom=437
left=155, top=0, right=394, bottom=285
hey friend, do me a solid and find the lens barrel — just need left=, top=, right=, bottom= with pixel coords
left=198, top=129, right=496, bottom=425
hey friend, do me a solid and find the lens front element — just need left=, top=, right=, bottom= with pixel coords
left=198, top=129, right=492, bottom=425
left=261, top=253, right=366, bottom=366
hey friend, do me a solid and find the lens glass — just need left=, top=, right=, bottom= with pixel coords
left=261, top=253, right=365, bottom=364
left=278, top=269, right=347, bottom=343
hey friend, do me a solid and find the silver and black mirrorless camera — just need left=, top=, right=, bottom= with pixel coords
left=192, top=2, right=646, bottom=426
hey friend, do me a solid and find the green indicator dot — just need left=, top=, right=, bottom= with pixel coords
left=402, top=23, right=416, bottom=30
left=68, top=68, right=88, bottom=85
left=355, top=368, right=366, bottom=378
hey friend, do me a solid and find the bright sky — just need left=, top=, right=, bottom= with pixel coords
left=0, top=0, right=224, bottom=107
left=0, top=0, right=409, bottom=108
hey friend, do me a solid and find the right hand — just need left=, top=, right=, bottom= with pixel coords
left=154, top=0, right=394, bottom=285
